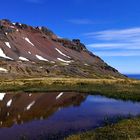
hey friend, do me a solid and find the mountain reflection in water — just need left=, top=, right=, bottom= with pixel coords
left=0, top=92, right=86, bottom=128
left=0, top=92, right=140, bottom=140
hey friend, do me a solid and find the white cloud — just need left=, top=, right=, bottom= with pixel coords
left=94, top=50, right=140, bottom=56
left=67, top=19, right=94, bottom=25
left=87, top=43, right=140, bottom=50
left=85, top=27, right=140, bottom=56
left=85, top=28, right=140, bottom=41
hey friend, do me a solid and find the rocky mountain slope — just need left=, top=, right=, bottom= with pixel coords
left=0, top=19, right=124, bottom=79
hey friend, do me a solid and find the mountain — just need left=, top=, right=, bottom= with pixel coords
left=0, top=19, right=124, bottom=79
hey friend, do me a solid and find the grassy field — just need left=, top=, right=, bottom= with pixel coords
left=0, top=77, right=140, bottom=101
left=65, top=117, right=140, bottom=140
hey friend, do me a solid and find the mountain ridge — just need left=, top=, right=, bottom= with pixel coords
left=0, top=19, right=124, bottom=79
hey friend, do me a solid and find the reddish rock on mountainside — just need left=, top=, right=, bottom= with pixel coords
left=0, top=19, right=124, bottom=79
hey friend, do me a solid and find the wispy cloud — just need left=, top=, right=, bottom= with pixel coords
left=85, top=28, right=140, bottom=41
left=85, top=27, right=140, bottom=56
left=67, top=19, right=94, bottom=25
left=93, top=50, right=140, bottom=56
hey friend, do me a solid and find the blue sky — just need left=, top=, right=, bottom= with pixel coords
left=1, top=0, right=140, bottom=74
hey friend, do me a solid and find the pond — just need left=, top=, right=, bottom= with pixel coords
left=0, top=92, right=140, bottom=140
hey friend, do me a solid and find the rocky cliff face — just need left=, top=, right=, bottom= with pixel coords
left=0, top=19, right=124, bottom=79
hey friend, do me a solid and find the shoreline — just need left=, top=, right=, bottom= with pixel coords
left=65, top=116, right=140, bottom=140
left=0, top=77, right=140, bottom=101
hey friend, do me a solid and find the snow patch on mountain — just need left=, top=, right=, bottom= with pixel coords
left=0, top=68, right=8, bottom=73
left=5, top=42, right=11, bottom=48
left=63, top=63, right=69, bottom=66
left=55, top=48, right=71, bottom=58
left=19, top=56, right=29, bottom=61
left=50, top=61, right=55, bottom=64
left=24, top=37, right=34, bottom=46
left=36, top=55, right=48, bottom=61
left=0, top=48, right=13, bottom=60
left=57, top=58, right=72, bottom=63
left=84, top=63, right=90, bottom=66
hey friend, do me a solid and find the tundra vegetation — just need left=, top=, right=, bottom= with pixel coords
left=0, top=77, right=140, bottom=101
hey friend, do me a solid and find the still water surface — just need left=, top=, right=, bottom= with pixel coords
left=0, top=92, right=140, bottom=140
